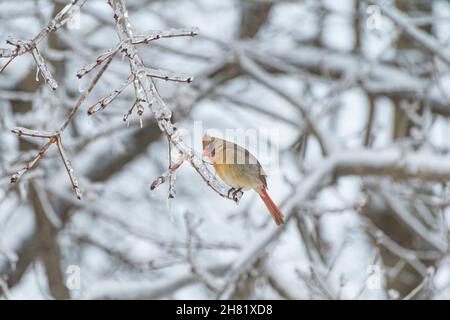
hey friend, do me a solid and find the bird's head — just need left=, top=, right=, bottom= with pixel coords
left=202, top=134, right=215, bottom=158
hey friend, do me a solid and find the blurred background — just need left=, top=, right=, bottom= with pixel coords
left=1, top=0, right=450, bottom=299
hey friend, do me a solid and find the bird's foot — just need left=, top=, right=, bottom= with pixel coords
left=227, top=188, right=243, bottom=203
left=227, top=187, right=236, bottom=198
left=232, top=188, right=243, bottom=203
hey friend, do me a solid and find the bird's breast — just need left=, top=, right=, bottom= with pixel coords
left=213, top=163, right=261, bottom=190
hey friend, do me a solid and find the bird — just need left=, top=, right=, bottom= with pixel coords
left=202, top=134, right=285, bottom=226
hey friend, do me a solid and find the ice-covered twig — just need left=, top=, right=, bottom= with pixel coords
left=122, top=98, right=140, bottom=122
left=10, top=135, right=82, bottom=199
left=10, top=52, right=115, bottom=199
left=76, top=28, right=198, bottom=79
left=131, top=28, right=199, bottom=45
left=0, top=0, right=86, bottom=59
left=76, top=44, right=121, bottom=78
left=109, top=0, right=242, bottom=203
left=150, top=155, right=185, bottom=192
left=87, top=75, right=133, bottom=115
left=11, top=127, right=58, bottom=139
left=61, top=54, right=116, bottom=131
left=167, top=142, right=176, bottom=199
left=55, top=137, right=82, bottom=200
left=0, top=0, right=87, bottom=82
left=30, top=47, right=58, bottom=90
left=10, top=140, right=54, bottom=184
left=145, top=67, right=193, bottom=83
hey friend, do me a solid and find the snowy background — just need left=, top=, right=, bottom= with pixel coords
left=1, top=0, right=450, bottom=299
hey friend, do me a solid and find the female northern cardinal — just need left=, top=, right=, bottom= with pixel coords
left=202, top=134, right=285, bottom=226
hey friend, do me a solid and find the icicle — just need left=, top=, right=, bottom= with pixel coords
left=35, top=66, right=39, bottom=82
left=78, top=77, right=84, bottom=93
left=139, top=117, right=143, bottom=129
left=166, top=197, right=175, bottom=224
left=87, top=115, right=93, bottom=127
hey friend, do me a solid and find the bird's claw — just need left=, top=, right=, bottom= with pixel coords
left=227, top=187, right=236, bottom=198
left=232, top=188, right=243, bottom=203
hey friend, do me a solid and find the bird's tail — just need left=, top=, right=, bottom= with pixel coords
left=258, top=188, right=285, bottom=226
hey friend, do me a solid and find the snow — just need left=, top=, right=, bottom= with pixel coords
left=1, top=0, right=450, bottom=300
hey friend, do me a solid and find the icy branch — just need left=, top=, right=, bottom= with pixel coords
left=109, top=0, right=243, bottom=203
left=87, top=75, right=133, bottom=115
left=145, top=67, right=193, bottom=83
left=76, top=28, right=198, bottom=79
left=10, top=140, right=54, bottom=184
left=76, top=45, right=121, bottom=78
left=30, top=48, right=58, bottom=90
left=131, top=28, right=199, bottom=45
left=0, top=0, right=87, bottom=88
left=55, top=138, right=82, bottom=200
left=11, top=127, right=58, bottom=139
left=150, top=155, right=185, bottom=192
left=10, top=50, right=115, bottom=199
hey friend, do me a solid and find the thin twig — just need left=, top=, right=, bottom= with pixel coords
left=145, top=67, right=193, bottom=83
left=55, top=137, right=82, bottom=199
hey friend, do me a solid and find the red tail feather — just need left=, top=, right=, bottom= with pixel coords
left=258, top=188, right=285, bottom=226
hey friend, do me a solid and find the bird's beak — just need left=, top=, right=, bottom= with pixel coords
left=202, top=149, right=210, bottom=157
